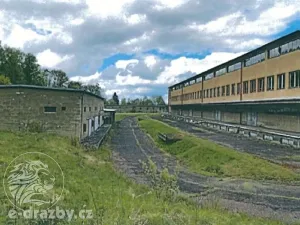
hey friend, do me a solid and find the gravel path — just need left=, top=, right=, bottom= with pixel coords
left=110, top=117, right=300, bottom=224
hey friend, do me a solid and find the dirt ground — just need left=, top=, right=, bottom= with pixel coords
left=110, top=117, right=300, bottom=224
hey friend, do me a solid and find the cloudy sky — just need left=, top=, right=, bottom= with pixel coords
left=0, top=0, right=299, bottom=101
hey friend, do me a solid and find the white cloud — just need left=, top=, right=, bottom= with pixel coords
left=125, top=14, right=146, bottom=24
left=225, top=38, right=267, bottom=50
left=116, top=74, right=151, bottom=85
left=3, top=24, right=46, bottom=49
left=190, top=1, right=300, bottom=37
left=37, top=49, right=73, bottom=68
left=154, top=0, right=187, bottom=10
left=156, top=52, right=245, bottom=85
left=85, top=0, right=136, bottom=18
left=70, top=71, right=102, bottom=84
left=144, top=55, right=157, bottom=69
left=115, top=59, right=139, bottom=69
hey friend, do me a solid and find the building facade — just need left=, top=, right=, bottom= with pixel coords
left=0, top=85, right=105, bottom=139
left=168, top=31, right=300, bottom=132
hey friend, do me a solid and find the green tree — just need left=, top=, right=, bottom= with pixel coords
left=0, top=75, right=11, bottom=85
left=121, top=98, right=127, bottom=105
left=68, top=81, right=82, bottom=89
left=153, top=96, right=166, bottom=105
left=83, top=84, right=101, bottom=95
left=22, top=53, right=45, bottom=86
left=50, top=70, right=69, bottom=87
left=112, top=92, right=119, bottom=105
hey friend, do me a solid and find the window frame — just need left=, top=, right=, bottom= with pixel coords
left=267, top=75, right=275, bottom=91
left=243, top=81, right=249, bottom=94
left=250, top=79, right=256, bottom=93
left=277, top=73, right=285, bottom=90
left=258, top=77, right=265, bottom=92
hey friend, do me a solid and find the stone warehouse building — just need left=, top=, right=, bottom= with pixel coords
left=168, top=30, right=300, bottom=133
left=0, top=85, right=105, bottom=139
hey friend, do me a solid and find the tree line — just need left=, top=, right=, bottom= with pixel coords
left=0, top=41, right=100, bottom=95
left=105, top=93, right=166, bottom=106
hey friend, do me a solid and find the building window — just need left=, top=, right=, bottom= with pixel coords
left=206, top=89, right=209, bottom=98
left=226, top=85, right=230, bottom=96
left=95, top=107, right=97, bottom=111
left=221, top=86, right=225, bottom=96
left=205, top=72, right=214, bottom=80
left=213, top=88, right=216, bottom=97
left=277, top=73, right=285, bottom=90
left=245, top=53, right=265, bottom=67
left=200, top=90, right=203, bottom=98
left=217, top=87, right=220, bottom=97
left=237, top=83, right=241, bottom=94
left=216, top=68, right=227, bottom=76
left=89, top=107, right=91, bottom=112
left=62, top=107, right=66, bottom=111
left=289, top=71, right=300, bottom=88
left=258, top=78, right=265, bottom=92
left=250, top=79, right=256, bottom=93
left=228, top=62, right=242, bottom=72
left=267, top=75, right=274, bottom=91
left=231, top=84, right=235, bottom=95
left=44, top=106, right=56, bottom=113
left=243, top=81, right=248, bottom=94
left=83, top=124, right=87, bottom=132
left=210, top=89, right=213, bottom=98
left=84, top=107, right=86, bottom=112
left=269, top=47, right=280, bottom=58
left=92, top=120, right=94, bottom=128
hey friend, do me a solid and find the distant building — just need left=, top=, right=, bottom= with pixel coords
left=168, top=31, right=300, bottom=132
left=0, top=85, right=106, bottom=139
left=105, top=104, right=167, bottom=113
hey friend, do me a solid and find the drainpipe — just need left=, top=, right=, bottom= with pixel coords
left=240, top=61, right=244, bottom=124
left=80, top=92, right=84, bottom=140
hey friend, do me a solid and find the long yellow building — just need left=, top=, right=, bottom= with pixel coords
left=168, top=30, right=300, bottom=132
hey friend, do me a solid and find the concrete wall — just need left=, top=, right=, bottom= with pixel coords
left=0, top=87, right=82, bottom=138
left=257, top=113, right=300, bottom=132
left=81, top=93, right=105, bottom=138
left=0, top=87, right=105, bottom=139
left=223, top=112, right=241, bottom=124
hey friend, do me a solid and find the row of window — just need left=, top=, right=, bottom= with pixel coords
left=171, top=38, right=300, bottom=91
left=270, top=39, right=300, bottom=58
left=171, top=70, right=300, bottom=101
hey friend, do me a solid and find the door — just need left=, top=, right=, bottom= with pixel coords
left=247, top=112, right=257, bottom=126
left=95, top=116, right=99, bottom=130
left=88, top=119, right=92, bottom=136
left=215, top=110, right=221, bottom=121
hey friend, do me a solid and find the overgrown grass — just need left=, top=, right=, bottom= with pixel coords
left=138, top=117, right=300, bottom=181
left=0, top=131, right=285, bottom=224
left=116, top=112, right=159, bottom=121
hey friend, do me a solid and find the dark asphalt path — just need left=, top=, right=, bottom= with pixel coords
left=110, top=117, right=300, bottom=224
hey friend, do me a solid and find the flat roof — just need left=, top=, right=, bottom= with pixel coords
left=169, top=30, right=300, bottom=89
left=104, top=108, right=117, bottom=112
left=0, top=85, right=105, bottom=100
